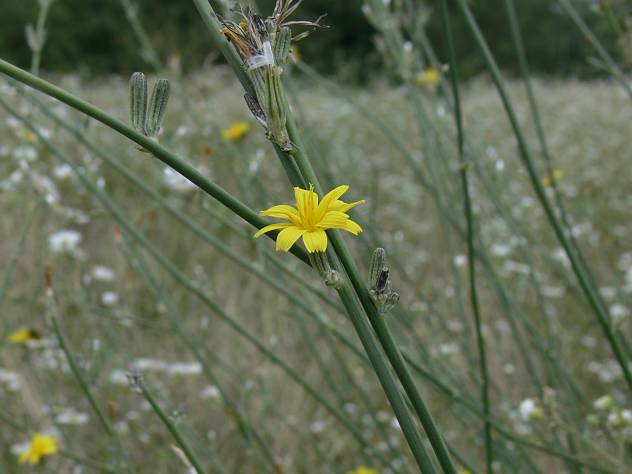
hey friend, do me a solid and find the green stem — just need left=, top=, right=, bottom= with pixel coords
left=558, top=0, right=632, bottom=99
left=453, top=0, right=632, bottom=394
left=29, top=0, right=55, bottom=76
left=0, top=97, right=385, bottom=467
left=118, top=236, right=276, bottom=473
left=0, top=58, right=310, bottom=266
left=287, top=113, right=457, bottom=474
left=0, top=203, right=38, bottom=311
left=438, top=0, right=492, bottom=471
left=138, top=381, right=208, bottom=474
left=190, top=2, right=450, bottom=470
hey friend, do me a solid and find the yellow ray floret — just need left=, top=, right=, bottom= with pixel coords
left=9, top=328, right=33, bottom=344
left=222, top=121, right=251, bottom=142
left=254, top=185, right=365, bottom=253
left=18, top=434, right=58, bottom=465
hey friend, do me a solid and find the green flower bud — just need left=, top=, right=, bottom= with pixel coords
left=273, top=27, right=292, bottom=65
left=129, top=72, right=147, bottom=134
left=309, top=251, right=343, bottom=289
left=146, top=78, right=170, bottom=138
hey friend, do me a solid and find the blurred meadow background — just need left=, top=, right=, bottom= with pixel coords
left=1, top=0, right=632, bottom=473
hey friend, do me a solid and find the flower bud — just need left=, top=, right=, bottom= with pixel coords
left=367, top=248, right=399, bottom=314
left=309, top=251, right=343, bottom=289
left=273, top=27, right=292, bottom=65
left=146, top=78, right=170, bottom=138
left=368, top=248, right=386, bottom=289
left=129, top=72, right=148, bottom=134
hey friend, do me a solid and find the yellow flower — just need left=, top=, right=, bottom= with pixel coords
left=23, top=131, right=38, bottom=144
left=542, top=168, right=564, bottom=187
left=348, top=467, right=378, bottom=474
left=416, top=67, right=441, bottom=89
left=18, top=434, right=58, bottom=465
left=255, top=185, right=365, bottom=253
left=290, top=44, right=302, bottom=62
left=222, top=121, right=251, bottom=142
left=458, top=470, right=472, bottom=474
left=8, top=328, right=38, bottom=345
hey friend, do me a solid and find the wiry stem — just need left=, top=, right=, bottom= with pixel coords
left=437, top=0, right=492, bottom=471
left=453, top=0, right=632, bottom=394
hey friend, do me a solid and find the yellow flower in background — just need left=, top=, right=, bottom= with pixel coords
left=348, top=467, right=378, bottom=474
left=18, top=434, right=58, bottom=465
left=542, top=168, right=564, bottom=187
left=23, top=131, right=38, bottom=144
left=8, top=328, right=38, bottom=345
left=416, top=67, right=441, bottom=89
left=458, top=470, right=472, bottom=474
left=290, top=44, right=302, bottom=62
left=255, top=185, right=365, bottom=253
left=222, top=121, right=251, bottom=142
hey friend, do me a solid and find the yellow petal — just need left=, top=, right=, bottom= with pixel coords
left=294, top=185, right=318, bottom=218
left=331, top=199, right=366, bottom=213
left=343, top=219, right=363, bottom=235
left=276, top=226, right=306, bottom=252
left=316, top=185, right=349, bottom=218
left=317, top=211, right=350, bottom=229
left=254, top=222, right=291, bottom=238
left=303, top=230, right=328, bottom=253
left=259, top=204, right=299, bottom=221
left=18, top=451, right=31, bottom=464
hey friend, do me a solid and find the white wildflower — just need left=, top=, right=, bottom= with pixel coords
left=49, top=230, right=82, bottom=254
left=56, top=408, right=90, bottom=425
left=101, top=291, right=119, bottom=306
left=519, top=398, right=543, bottom=421
left=92, top=266, right=115, bottom=282
left=109, top=369, right=129, bottom=385
left=200, top=385, right=221, bottom=400
left=168, top=362, right=202, bottom=376
left=53, top=164, right=74, bottom=180
left=162, top=167, right=196, bottom=192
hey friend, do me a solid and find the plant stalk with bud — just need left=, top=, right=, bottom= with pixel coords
left=220, top=2, right=324, bottom=151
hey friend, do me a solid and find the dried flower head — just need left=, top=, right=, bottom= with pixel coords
left=220, top=2, right=325, bottom=151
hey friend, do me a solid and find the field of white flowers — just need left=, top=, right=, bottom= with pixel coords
left=1, top=0, right=632, bottom=473
left=1, top=69, right=631, bottom=473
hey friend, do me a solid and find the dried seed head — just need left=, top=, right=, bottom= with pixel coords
left=244, top=93, right=268, bottom=128
left=368, top=248, right=387, bottom=288
left=376, top=267, right=390, bottom=293
left=367, top=248, right=399, bottom=314
left=125, top=370, right=143, bottom=392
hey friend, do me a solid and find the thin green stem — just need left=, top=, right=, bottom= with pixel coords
left=287, top=111, right=457, bottom=474
left=558, top=0, right=632, bottom=99
left=190, top=3, right=451, bottom=470
left=29, top=0, right=55, bottom=76
left=438, top=0, right=492, bottom=471
left=0, top=58, right=310, bottom=266
left=453, top=0, right=632, bottom=394
left=138, top=381, right=208, bottom=474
